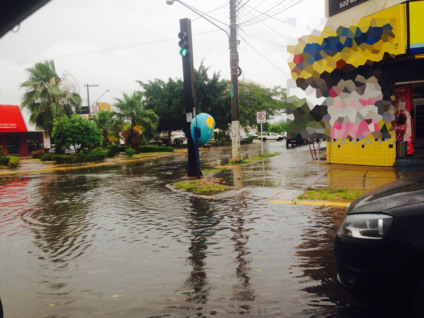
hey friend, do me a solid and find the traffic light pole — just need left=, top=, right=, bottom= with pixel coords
left=168, top=0, right=241, bottom=163
left=179, top=18, right=200, bottom=177
left=229, top=0, right=241, bottom=162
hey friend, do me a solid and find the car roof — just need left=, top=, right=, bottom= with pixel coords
left=0, top=0, right=50, bottom=39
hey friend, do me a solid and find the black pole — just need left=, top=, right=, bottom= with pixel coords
left=179, top=18, right=199, bottom=177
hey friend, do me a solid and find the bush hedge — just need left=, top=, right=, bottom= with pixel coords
left=84, top=151, right=107, bottom=162
left=139, top=145, right=174, bottom=153
left=40, top=154, right=54, bottom=161
left=7, top=156, right=20, bottom=168
left=106, top=144, right=119, bottom=157
left=0, top=156, right=9, bottom=166
left=40, top=152, right=107, bottom=164
left=53, top=154, right=77, bottom=164
left=31, top=150, right=45, bottom=159
left=125, top=147, right=135, bottom=157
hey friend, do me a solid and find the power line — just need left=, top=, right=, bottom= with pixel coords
left=4, top=29, right=219, bottom=69
left=239, top=0, right=304, bottom=26
left=238, top=33, right=287, bottom=75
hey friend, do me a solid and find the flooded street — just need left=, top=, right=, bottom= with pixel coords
left=0, top=143, right=373, bottom=317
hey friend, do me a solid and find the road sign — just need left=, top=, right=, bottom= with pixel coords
left=257, top=111, right=266, bottom=123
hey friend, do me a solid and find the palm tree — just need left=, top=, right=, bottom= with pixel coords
left=21, top=60, right=82, bottom=136
left=114, top=91, right=159, bottom=149
left=91, top=110, right=120, bottom=146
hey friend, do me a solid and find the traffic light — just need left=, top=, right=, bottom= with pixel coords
left=178, top=31, right=189, bottom=57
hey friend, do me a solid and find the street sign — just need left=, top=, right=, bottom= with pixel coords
left=329, top=0, right=368, bottom=16
left=257, top=111, right=266, bottom=124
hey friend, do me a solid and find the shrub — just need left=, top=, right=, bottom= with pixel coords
left=139, top=145, right=174, bottom=153
left=105, top=144, right=119, bottom=157
left=92, top=147, right=104, bottom=153
left=7, top=156, right=20, bottom=168
left=0, top=156, right=9, bottom=166
left=53, top=154, right=76, bottom=164
left=84, top=151, right=107, bottom=162
left=245, top=136, right=255, bottom=144
left=31, top=150, right=45, bottom=159
left=216, top=140, right=231, bottom=146
left=72, top=151, right=88, bottom=163
left=125, top=147, right=135, bottom=157
left=40, top=154, right=54, bottom=161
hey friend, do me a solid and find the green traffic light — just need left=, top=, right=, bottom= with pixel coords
left=179, top=48, right=188, bottom=57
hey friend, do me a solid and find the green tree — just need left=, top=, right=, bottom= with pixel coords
left=139, top=78, right=185, bottom=137
left=52, top=114, right=102, bottom=152
left=21, top=60, right=82, bottom=136
left=140, top=63, right=230, bottom=135
left=91, top=110, right=120, bottom=146
left=194, top=63, right=230, bottom=130
left=267, top=122, right=288, bottom=133
left=114, top=91, right=159, bottom=149
left=238, top=82, right=287, bottom=128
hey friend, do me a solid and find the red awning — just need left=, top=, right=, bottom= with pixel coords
left=0, top=105, right=27, bottom=132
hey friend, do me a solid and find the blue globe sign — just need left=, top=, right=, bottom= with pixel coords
left=190, top=113, right=215, bottom=147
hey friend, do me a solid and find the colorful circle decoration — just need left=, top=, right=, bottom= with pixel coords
left=190, top=113, right=215, bottom=147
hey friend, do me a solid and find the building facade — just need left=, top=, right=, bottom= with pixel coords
left=0, top=105, right=46, bottom=156
left=287, top=0, right=424, bottom=166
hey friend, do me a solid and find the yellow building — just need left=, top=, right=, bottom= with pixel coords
left=288, top=0, right=424, bottom=166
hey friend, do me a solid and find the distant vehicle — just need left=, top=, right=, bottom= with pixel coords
left=160, top=131, right=186, bottom=145
left=335, top=179, right=424, bottom=316
left=240, top=133, right=252, bottom=144
left=281, top=132, right=287, bottom=139
left=259, top=132, right=284, bottom=141
left=48, top=145, right=76, bottom=154
left=171, top=132, right=186, bottom=145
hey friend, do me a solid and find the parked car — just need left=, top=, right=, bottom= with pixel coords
left=286, top=135, right=305, bottom=148
left=160, top=131, right=186, bottom=145
left=48, top=146, right=76, bottom=154
left=335, top=179, right=424, bottom=316
left=259, top=132, right=284, bottom=141
left=171, top=132, right=186, bottom=145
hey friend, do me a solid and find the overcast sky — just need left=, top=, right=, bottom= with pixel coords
left=0, top=0, right=325, bottom=107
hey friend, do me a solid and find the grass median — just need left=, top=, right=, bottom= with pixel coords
left=171, top=154, right=278, bottom=195
left=297, top=189, right=366, bottom=202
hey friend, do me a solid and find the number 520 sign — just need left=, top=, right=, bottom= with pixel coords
left=329, top=0, right=367, bottom=16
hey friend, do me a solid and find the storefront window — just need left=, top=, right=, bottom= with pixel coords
left=6, top=134, right=20, bottom=155
left=27, top=132, right=42, bottom=153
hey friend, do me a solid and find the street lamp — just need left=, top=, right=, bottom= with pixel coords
left=166, top=0, right=229, bottom=38
left=90, top=89, right=110, bottom=114
left=166, top=0, right=241, bottom=161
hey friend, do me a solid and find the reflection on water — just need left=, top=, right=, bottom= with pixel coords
left=292, top=206, right=374, bottom=317
left=183, top=198, right=213, bottom=308
left=229, top=194, right=255, bottom=313
left=0, top=147, right=371, bottom=317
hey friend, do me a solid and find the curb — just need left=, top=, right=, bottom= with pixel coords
left=268, top=200, right=350, bottom=208
left=0, top=152, right=183, bottom=176
left=165, top=184, right=217, bottom=200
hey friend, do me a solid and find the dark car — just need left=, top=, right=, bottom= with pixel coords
left=335, top=179, right=424, bottom=317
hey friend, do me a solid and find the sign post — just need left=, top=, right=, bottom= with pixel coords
left=257, top=111, right=266, bottom=156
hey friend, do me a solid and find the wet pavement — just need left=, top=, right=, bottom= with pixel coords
left=0, top=142, right=422, bottom=317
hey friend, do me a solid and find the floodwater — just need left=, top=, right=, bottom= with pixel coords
left=0, top=143, right=373, bottom=317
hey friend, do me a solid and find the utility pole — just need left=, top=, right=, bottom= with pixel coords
left=84, top=83, right=99, bottom=114
left=229, top=0, right=241, bottom=162
left=179, top=18, right=199, bottom=177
